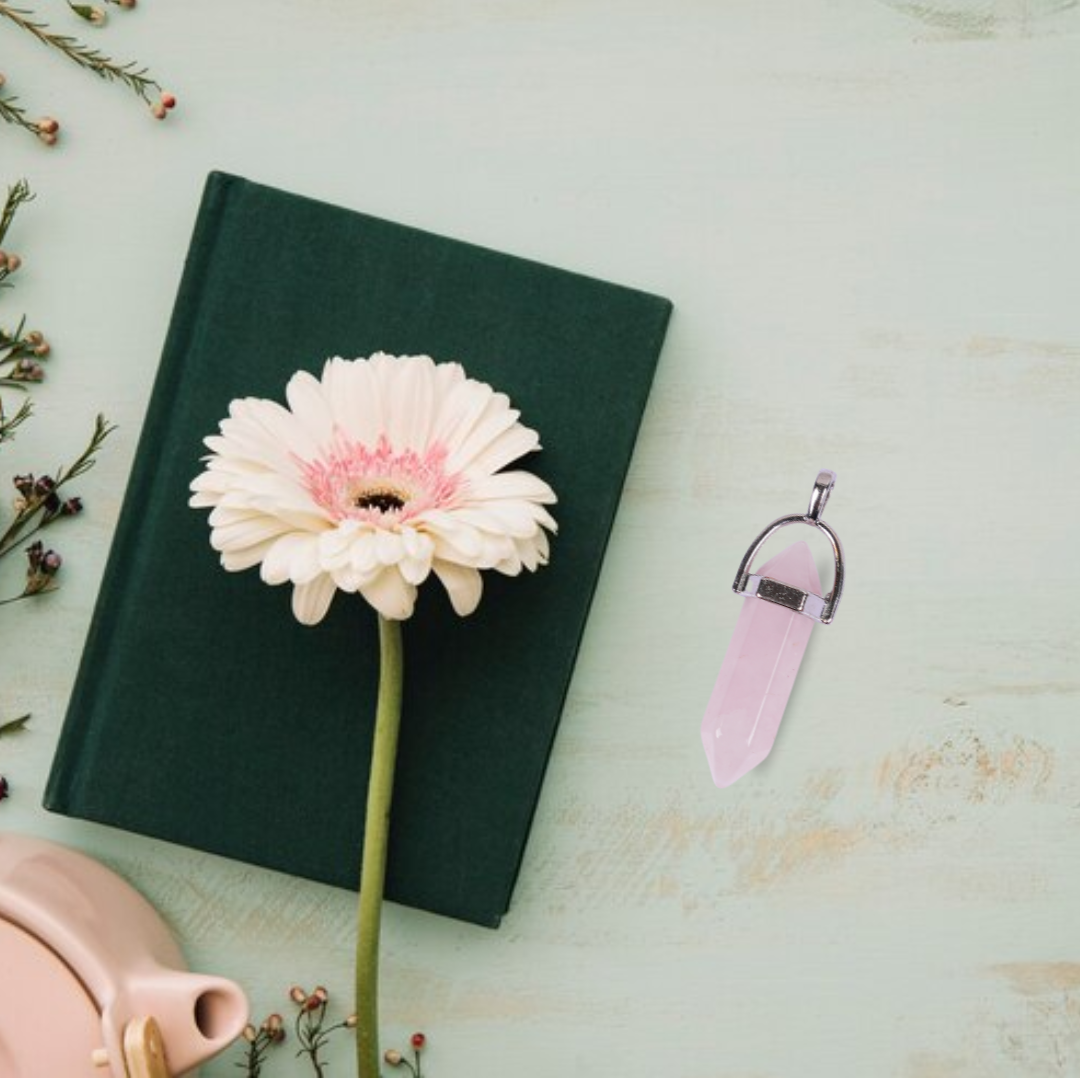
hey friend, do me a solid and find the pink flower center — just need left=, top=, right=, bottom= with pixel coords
left=298, top=433, right=462, bottom=524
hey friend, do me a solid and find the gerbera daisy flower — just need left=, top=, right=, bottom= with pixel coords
left=190, top=353, right=557, bottom=624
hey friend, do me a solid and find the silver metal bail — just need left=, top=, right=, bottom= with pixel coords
left=807, top=469, right=835, bottom=521
left=732, top=469, right=845, bottom=625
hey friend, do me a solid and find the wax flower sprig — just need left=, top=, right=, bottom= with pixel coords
left=0, top=1, right=176, bottom=144
left=238, top=985, right=362, bottom=1078
left=1, top=177, right=112, bottom=736
left=289, top=985, right=358, bottom=1078
left=237, top=1012, right=285, bottom=1079
left=384, top=1032, right=427, bottom=1078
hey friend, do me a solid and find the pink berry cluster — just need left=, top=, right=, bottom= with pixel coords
left=150, top=90, right=177, bottom=122
left=238, top=983, right=360, bottom=1077
left=384, top=1031, right=428, bottom=1078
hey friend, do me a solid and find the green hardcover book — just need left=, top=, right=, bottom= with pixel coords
left=45, top=172, right=672, bottom=928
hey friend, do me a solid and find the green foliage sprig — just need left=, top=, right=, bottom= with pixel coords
left=0, top=180, right=113, bottom=615
left=0, top=1, right=176, bottom=145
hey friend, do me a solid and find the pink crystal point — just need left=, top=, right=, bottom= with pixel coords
left=701, top=540, right=822, bottom=788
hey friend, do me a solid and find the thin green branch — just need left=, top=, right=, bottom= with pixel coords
left=0, top=413, right=114, bottom=551
left=0, top=2, right=160, bottom=103
left=0, top=587, right=54, bottom=606
left=0, top=395, right=32, bottom=444
left=0, top=94, right=43, bottom=139
left=0, top=179, right=32, bottom=244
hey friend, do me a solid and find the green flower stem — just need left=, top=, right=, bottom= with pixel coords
left=356, top=614, right=404, bottom=1077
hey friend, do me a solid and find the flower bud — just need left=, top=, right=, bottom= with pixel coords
left=263, top=1013, right=283, bottom=1034
left=410, top=1032, right=426, bottom=1050
left=288, top=985, right=306, bottom=1004
left=38, top=131, right=58, bottom=147
left=61, top=497, right=83, bottom=517
left=25, top=540, right=44, bottom=571
left=160, top=91, right=177, bottom=110
left=242, top=1024, right=257, bottom=1044
left=13, top=475, right=34, bottom=498
left=42, top=550, right=62, bottom=575
left=26, top=330, right=43, bottom=346
left=71, top=4, right=106, bottom=24
left=33, top=476, right=56, bottom=497
left=303, top=994, right=321, bottom=1013
left=34, top=341, right=51, bottom=358
left=313, top=985, right=328, bottom=1003
left=15, top=358, right=44, bottom=382
left=383, top=1049, right=403, bottom=1066
left=4, top=253, right=20, bottom=273
left=151, top=102, right=168, bottom=121
left=344, top=1014, right=357, bottom=1029
left=37, top=117, right=59, bottom=135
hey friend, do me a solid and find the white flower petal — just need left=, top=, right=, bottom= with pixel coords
left=419, top=511, right=484, bottom=558
left=386, top=354, right=436, bottom=449
left=443, top=394, right=520, bottom=474
left=210, top=516, right=291, bottom=553
left=256, top=532, right=323, bottom=586
left=261, top=534, right=309, bottom=585
left=325, top=355, right=383, bottom=446
left=515, top=530, right=550, bottom=572
left=286, top=370, right=335, bottom=447
left=318, top=521, right=361, bottom=567
left=399, top=554, right=433, bottom=586
left=221, top=539, right=277, bottom=572
left=375, top=529, right=403, bottom=566
left=291, top=573, right=337, bottom=625
left=430, top=375, right=487, bottom=449
left=349, top=532, right=380, bottom=574
left=358, top=567, right=417, bottom=621
left=433, top=560, right=484, bottom=616
left=464, top=470, right=558, bottom=505
left=241, top=396, right=319, bottom=462
left=458, top=424, right=541, bottom=478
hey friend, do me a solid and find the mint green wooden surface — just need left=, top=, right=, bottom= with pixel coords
left=3, top=2, right=1079, bottom=1075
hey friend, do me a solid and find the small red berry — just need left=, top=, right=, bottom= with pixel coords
left=151, top=102, right=167, bottom=121
left=410, top=1032, right=426, bottom=1049
left=160, top=91, right=177, bottom=110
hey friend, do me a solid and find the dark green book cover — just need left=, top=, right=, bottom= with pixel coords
left=45, top=172, right=672, bottom=928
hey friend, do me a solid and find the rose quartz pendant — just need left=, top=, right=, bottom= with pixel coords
left=702, top=471, right=845, bottom=788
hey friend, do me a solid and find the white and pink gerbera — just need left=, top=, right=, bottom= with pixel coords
left=190, top=353, right=557, bottom=624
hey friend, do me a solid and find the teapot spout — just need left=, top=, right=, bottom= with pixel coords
left=110, top=969, right=248, bottom=1076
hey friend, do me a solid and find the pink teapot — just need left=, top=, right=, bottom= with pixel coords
left=0, top=832, right=248, bottom=1077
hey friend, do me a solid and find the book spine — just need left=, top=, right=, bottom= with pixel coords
left=43, top=172, right=239, bottom=813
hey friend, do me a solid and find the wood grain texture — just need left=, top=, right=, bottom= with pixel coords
left=2, top=1, right=1078, bottom=1075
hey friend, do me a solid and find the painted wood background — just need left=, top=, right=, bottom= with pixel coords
left=2, top=1, right=1078, bottom=1075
